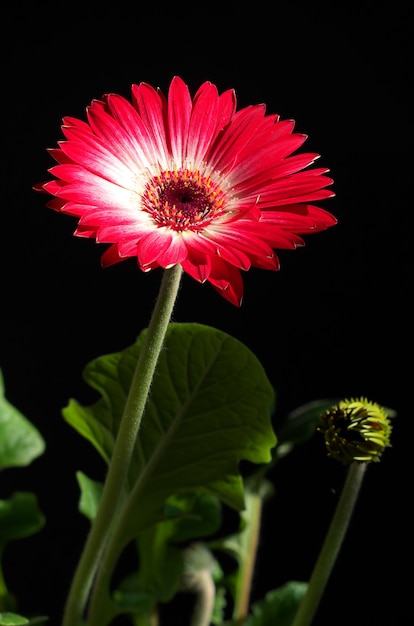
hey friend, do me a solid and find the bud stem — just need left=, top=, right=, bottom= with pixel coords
left=291, top=461, right=367, bottom=626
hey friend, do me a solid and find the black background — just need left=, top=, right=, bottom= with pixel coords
left=1, top=3, right=412, bottom=625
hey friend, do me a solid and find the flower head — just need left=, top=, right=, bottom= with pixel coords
left=318, top=398, right=393, bottom=464
left=36, top=76, right=336, bottom=305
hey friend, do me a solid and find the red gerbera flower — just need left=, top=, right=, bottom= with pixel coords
left=36, top=76, right=336, bottom=305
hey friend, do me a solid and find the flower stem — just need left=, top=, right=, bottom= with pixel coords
left=61, top=265, right=183, bottom=626
left=291, top=461, right=367, bottom=626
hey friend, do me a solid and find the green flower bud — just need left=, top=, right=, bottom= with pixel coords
left=318, top=397, right=392, bottom=464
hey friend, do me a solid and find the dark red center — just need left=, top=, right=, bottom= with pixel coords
left=142, top=169, right=227, bottom=232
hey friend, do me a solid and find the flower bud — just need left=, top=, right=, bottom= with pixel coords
left=318, top=397, right=392, bottom=464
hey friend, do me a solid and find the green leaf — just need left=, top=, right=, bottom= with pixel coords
left=132, top=492, right=222, bottom=602
left=111, top=581, right=155, bottom=614
left=0, top=615, right=48, bottom=625
left=274, top=399, right=338, bottom=461
left=162, top=492, right=222, bottom=544
left=63, top=323, right=276, bottom=626
left=0, top=492, right=45, bottom=551
left=243, top=581, right=308, bottom=626
left=76, top=471, right=103, bottom=521
left=63, top=323, right=276, bottom=516
left=0, top=612, right=29, bottom=624
left=0, top=371, right=45, bottom=470
left=134, top=534, right=183, bottom=604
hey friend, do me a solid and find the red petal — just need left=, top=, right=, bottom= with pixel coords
left=181, top=247, right=212, bottom=283
left=168, top=76, right=192, bottom=165
left=136, top=229, right=187, bottom=268
left=187, top=82, right=219, bottom=164
left=101, top=244, right=125, bottom=267
left=131, top=82, right=169, bottom=165
left=207, top=258, right=244, bottom=306
left=206, top=104, right=266, bottom=173
left=86, top=98, right=154, bottom=169
left=211, top=88, right=237, bottom=142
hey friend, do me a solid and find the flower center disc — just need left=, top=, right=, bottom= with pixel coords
left=142, top=169, right=227, bottom=232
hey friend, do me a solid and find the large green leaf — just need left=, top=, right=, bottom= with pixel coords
left=64, top=323, right=276, bottom=515
left=0, top=371, right=45, bottom=470
left=63, top=323, right=276, bottom=625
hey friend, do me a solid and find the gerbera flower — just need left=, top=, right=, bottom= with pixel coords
left=36, top=76, right=336, bottom=305
left=318, top=398, right=393, bottom=464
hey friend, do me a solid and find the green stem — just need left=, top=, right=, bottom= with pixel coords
left=291, top=461, right=367, bottom=626
left=232, top=488, right=264, bottom=623
left=61, top=265, right=183, bottom=626
left=0, top=558, right=13, bottom=612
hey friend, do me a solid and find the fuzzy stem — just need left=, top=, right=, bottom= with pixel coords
left=61, top=265, right=183, bottom=626
left=291, top=461, right=367, bottom=626
left=189, top=569, right=216, bottom=626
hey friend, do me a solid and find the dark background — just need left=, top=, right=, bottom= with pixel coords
left=1, top=3, right=412, bottom=625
